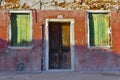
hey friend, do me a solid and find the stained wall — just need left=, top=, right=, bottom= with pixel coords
left=0, top=10, right=120, bottom=71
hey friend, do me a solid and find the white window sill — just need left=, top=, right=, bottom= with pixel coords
left=8, top=46, right=33, bottom=49
left=88, top=46, right=112, bottom=49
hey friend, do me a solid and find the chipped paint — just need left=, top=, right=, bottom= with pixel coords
left=0, top=0, right=120, bottom=10
left=0, top=10, right=120, bottom=72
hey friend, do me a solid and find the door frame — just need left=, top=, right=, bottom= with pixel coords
left=45, top=19, right=75, bottom=71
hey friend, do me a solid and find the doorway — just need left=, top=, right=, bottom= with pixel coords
left=49, top=22, right=70, bottom=69
left=45, top=19, right=74, bottom=71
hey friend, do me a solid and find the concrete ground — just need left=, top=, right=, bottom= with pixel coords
left=0, top=71, right=120, bottom=80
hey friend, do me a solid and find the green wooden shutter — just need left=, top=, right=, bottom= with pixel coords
left=11, top=13, right=30, bottom=46
left=11, top=14, right=18, bottom=46
left=97, top=14, right=104, bottom=46
left=89, top=13, right=93, bottom=46
left=93, top=14, right=99, bottom=46
left=104, top=14, right=110, bottom=46
left=89, top=13, right=109, bottom=46
left=89, top=13, right=99, bottom=46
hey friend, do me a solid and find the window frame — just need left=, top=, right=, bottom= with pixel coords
left=86, top=10, right=112, bottom=49
left=8, top=10, right=33, bottom=49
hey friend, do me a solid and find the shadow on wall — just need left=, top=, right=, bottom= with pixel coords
left=0, top=37, right=120, bottom=72
left=41, top=22, right=120, bottom=72
left=0, top=38, right=42, bottom=71
left=0, top=38, right=7, bottom=49
left=0, top=19, right=120, bottom=72
left=75, top=44, right=120, bottom=72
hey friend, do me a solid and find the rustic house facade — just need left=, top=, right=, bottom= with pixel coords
left=0, top=0, right=120, bottom=72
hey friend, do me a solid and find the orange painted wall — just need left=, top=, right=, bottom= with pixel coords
left=111, top=10, right=120, bottom=53
left=0, top=10, right=120, bottom=71
left=0, top=11, right=8, bottom=49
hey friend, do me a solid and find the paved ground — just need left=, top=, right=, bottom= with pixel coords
left=0, top=71, right=120, bottom=80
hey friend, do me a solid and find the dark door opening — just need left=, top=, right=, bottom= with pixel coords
left=48, top=22, right=71, bottom=69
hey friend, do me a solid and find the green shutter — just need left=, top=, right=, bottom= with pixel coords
left=93, top=14, right=99, bottom=46
left=89, top=13, right=93, bottom=46
left=104, top=14, right=109, bottom=46
left=11, top=14, right=17, bottom=46
left=89, top=13, right=109, bottom=46
left=98, top=14, right=108, bottom=46
left=11, top=13, right=31, bottom=46
left=97, top=14, right=104, bottom=46
left=89, top=13, right=99, bottom=46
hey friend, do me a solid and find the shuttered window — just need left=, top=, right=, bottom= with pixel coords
left=89, top=13, right=111, bottom=47
left=11, top=13, right=31, bottom=46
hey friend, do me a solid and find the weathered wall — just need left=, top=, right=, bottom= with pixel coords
left=0, top=10, right=42, bottom=71
left=33, top=10, right=120, bottom=71
left=1, top=0, right=120, bottom=10
left=74, top=10, right=120, bottom=71
left=0, top=10, right=120, bottom=72
left=111, top=10, right=120, bottom=53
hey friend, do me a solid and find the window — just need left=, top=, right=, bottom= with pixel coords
left=87, top=11, right=111, bottom=48
left=8, top=11, right=32, bottom=47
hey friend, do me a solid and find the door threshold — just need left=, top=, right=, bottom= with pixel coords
left=46, top=69, right=73, bottom=72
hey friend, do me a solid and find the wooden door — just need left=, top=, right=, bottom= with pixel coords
left=48, top=22, right=71, bottom=69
